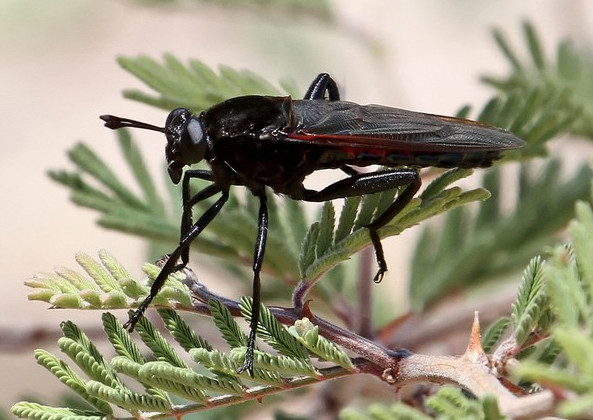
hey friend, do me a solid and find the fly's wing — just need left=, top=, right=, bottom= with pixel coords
left=288, top=100, right=524, bottom=152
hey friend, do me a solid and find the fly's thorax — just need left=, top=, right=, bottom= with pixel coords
left=201, top=95, right=294, bottom=140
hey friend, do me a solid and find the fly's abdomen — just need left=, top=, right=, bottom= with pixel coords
left=384, top=149, right=504, bottom=168
left=318, top=146, right=505, bottom=169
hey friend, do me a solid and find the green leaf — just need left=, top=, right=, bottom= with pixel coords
left=11, top=402, right=106, bottom=420
left=117, top=129, right=165, bottom=213
left=209, top=298, right=248, bottom=349
left=134, top=312, right=189, bottom=368
left=85, top=381, right=171, bottom=412
left=427, top=386, right=486, bottom=419
left=118, top=55, right=287, bottom=111
left=288, top=318, right=354, bottom=370
left=101, top=313, right=145, bottom=363
left=34, top=350, right=112, bottom=414
left=482, top=316, right=512, bottom=353
left=483, top=21, right=593, bottom=139
left=316, top=202, right=336, bottom=257
left=512, top=256, right=548, bottom=345
left=158, top=308, right=213, bottom=352
left=240, top=297, right=310, bottom=361
left=410, top=160, right=591, bottom=308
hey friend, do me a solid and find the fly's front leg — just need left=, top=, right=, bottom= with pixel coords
left=124, top=182, right=228, bottom=332
left=301, top=169, right=421, bottom=283
left=237, top=190, right=268, bottom=377
left=304, top=73, right=340, bottom=101
left=180, top=169, right=215, bottom=269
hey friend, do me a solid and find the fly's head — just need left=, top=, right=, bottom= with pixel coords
left=164, top=108, right=208, bottom=184
left=100, top=107, right=209, bottom=185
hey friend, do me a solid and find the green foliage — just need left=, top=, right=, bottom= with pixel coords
left=511, top=256, right=550, bottom=345
left=410, top=160, right=591, bottom=308
left=288, top=318, right=355, bottom=370
left=339, top=387, right=505, bottom=420
left=15, top=269, right=355, bottom=418
left=481, top=316, right=511, bottom=353
left=117, top=55, right=292, bottom=112
left=340, top=403, right=433, bottom=420
left=512, top=200, right=593, bottom=418
left=427, top=387, right=504, bottom=420
left=26, top=250, right=193, bottom=312
left=410, top=20, right=593, bottom=308
left=299, top=167, right=491, bottom=284
left=484, top=21, right=593, bottom=138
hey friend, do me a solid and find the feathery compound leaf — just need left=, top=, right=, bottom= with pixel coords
left=25, top=251, right=148, bottom=309
left=59, top=322, right=122, bottom=389
left=299, top=221, right=320, bottom=277
left=316, top=202, right=336, bottom=257
left=117, top=129, right=164, bottom=213
left=11, top=402, right=106, bottom=420
left=34, top=350, right=112, bottom=414
left=209, top=299, right=248, bottom=348
left=136, top=362, right=209, bottom=403
left=512, top=256, right=549, bottom=345
left=545, top=245, right=585, bottom=327
left=85, top=381, right=171, bottom=413
left=289, top=318, right=355, bottom=370
left=341, top=402, right=433, bottom=420
left=246, top=351, right=318, bottom=377
left=483, top=21, right=593, bottom=140
left=118, top=55, right=286, bottom=111
left=300, top=168, right=488, bottom=285
left=101, top=313, right=145, bottom=364
left=158, top=309, right=213, bottom=351
left=420, top=168, right=474, bottom=200
left=67, top=142, right=147, bottom=210
left=141, top=361, right=244, bottom=395
left=335, top=196, right=362, bottom=242
left=191, top=347, right=283, bottom=385
left=482, top=316, right=512, bottom=353
left=75, top=252, right=123, bottom=294
left=570, top=201, right=593, bottom=316
left=134, top=312, right=189, bottom=369
left=411, top=160, right=591, bottom=309
left=427, top=386, right=485, bottom=419
left=240, top=297, right=310, bottom=360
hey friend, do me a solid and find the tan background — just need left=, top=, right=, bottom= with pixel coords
left=1, top=0, right=591, bottom=412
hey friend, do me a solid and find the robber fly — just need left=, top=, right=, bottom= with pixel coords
left=101, top=73, right=524, bottom=374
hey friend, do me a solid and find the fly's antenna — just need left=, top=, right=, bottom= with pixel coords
left=100, top=115, right=164, bottom=133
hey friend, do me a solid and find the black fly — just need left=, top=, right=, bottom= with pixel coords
left=101, top=73, right=524, bottom=375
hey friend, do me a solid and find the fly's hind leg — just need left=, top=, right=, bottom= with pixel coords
left=304, top=73, right=340, bottom=101
left=300, top=168, right=421, bottom=282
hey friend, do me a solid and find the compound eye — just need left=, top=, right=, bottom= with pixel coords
left=180, top=118, right=207, bottom=163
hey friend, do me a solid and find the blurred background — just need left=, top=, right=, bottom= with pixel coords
left=1, top=0, right=592, bottom=414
